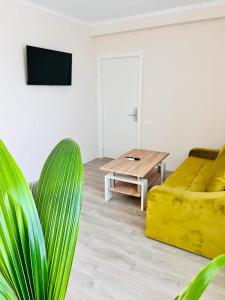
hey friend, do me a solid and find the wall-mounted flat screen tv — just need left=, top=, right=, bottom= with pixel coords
left=26, top=46, right=72, bottom=85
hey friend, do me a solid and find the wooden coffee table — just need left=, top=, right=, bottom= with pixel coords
left=100, top=149, right=169, bottom=211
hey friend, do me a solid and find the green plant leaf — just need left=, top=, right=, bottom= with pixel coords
left=29, top=181, right=38, bottom=202
left=0, top=272, right=18, bottom=300
left=175, top=254, right=225, bottom=300
left=0, top=140, right=48, bottom=300
left=33, top=139, right=83, bottom=300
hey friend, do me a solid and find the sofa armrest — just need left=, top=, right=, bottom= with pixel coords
left=189, top=148, right=219, bottom=160
left=146, top=185, right=225, bottom=258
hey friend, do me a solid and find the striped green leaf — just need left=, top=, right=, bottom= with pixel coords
left=0, top=273, right=18, bottom=300
left=33, top=139, right=83, bottom=300
left=175, top=254, right=225, bottom=300
left=0, top=140, right=48, bottom=300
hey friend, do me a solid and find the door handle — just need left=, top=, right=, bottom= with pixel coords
left=128, top=108, right=138, bottom=122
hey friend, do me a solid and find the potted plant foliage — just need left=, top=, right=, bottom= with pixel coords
left=0, top=139, right=83, bottom=300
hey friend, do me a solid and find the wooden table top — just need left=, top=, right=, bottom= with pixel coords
left=100, top=149, right=169, bottom=178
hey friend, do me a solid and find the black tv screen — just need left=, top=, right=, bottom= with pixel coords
left=26, top=46, right=72, bottom=85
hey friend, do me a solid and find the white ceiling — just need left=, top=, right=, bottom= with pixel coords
left=27, top=0, right=219, bottom=23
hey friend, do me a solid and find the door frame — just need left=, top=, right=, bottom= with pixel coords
left=97, top=52, right=143, bottom=158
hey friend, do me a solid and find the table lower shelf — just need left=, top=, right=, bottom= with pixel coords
left=109, top=168, right=161, bottom=198
left=110, top=181, right=141, bottom=197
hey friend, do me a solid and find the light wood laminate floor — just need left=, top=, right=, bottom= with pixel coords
left=66, top=158, right=225, bottom=300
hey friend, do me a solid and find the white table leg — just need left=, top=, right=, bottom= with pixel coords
left=141, top=179, right=148, bottom=211
left=105, top=175, right=112, bottom=202
left=160, top=162, right=166, bottom=184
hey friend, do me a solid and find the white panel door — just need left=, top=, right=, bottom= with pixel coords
left=102, top=55, right=141, bottom=158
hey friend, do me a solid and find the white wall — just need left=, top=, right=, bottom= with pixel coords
left=1, top=0, right=224, bottom=178
left=94, top=18, right=225, bottom=170
left=0, top=0, right=97, bottom=181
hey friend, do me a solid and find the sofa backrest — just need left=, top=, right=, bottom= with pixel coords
left=206, top=144, right=225, bottom=192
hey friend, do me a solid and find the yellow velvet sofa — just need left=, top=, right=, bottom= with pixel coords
left=146, top=146, right=225, bottom=259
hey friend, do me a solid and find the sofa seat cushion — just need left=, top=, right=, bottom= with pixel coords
left=164, top=156, right=213, bottom=192
left=206, top=144, right=225, bottom=192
